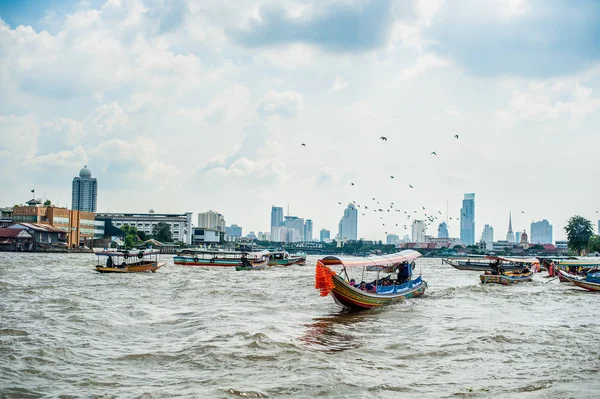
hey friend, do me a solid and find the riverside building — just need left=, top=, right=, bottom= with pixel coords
left=96, top=211, right=193, bottom=244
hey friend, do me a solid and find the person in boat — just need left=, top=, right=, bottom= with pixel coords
left=106, top=256, right=113, bottom=268
left=358, top=281, right=367, bottom=291
left=491, top=260, right=501, bottom=275
left=240, top=253, right=251, bottom=269
left=397, top=262, right=412, bottom=284
left=520, top=266, right=531, bottom=274
left=349, top=278, right=356, bottom=287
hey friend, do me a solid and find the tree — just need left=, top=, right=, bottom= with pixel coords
left=588, top=235, right=600, bottom=254
left=43, top=199, right=51, bottom=207
left=564, top=215, right=594, bottom=255
left=152, top=222, right=173, bottom=242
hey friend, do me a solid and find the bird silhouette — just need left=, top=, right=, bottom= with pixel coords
left=390, top=175, right=394, bottom=179
left=422, top=206, right=426, bottom=210
left=521, top=211, right=525, bottom=214
left=395, top=224, right=398, bottom=226
left=351, top=182, right=355, bottom=186
left=431, top=151, right=437, bottom=156
left=362, top=213, right=366, bottom=216
left=338, top=202, right=342, bottom=205
left=364, top=206, right=368, bottom=209
left=301, top=143, right=306, bottom=147
left=454, top=134, right=459, bottom=139
left=380, top=136, right=387, bottom=141
left=409, top=184, right=414, bottom=188
left=372, top=198, right=376, bottom=201
left=438, top=211, right=442, bottom=214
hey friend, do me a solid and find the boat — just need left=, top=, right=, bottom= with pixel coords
left=289, top=252, right=307, bottom=265
left=553, top=259, right=600, bottom=282
left=315, top=250, right=427, bottom=311
left=558, top=270, right=600, bottom=292
left=443, top=256, right=536, bottom=272
left=95, top=249, right=165, bottom=273
left=479, top=270, right=534, bottom=284
left=268, top=250, right=305, bottom=266
left=174, top=249, right=270, bottom=268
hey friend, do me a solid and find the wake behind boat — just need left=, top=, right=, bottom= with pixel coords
left=95, top=249, right=165, bottom=273
left=315, top=250, right=427, bottom=311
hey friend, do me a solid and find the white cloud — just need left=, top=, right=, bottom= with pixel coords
left=328, top=74, right=348, bottom=94
left=0, top=115, right=38, bottom=161
left=399, top=54, right=449, bottom=80
left=257, top=90, right=304, bottom=118
left=85, top=102, right=129, bottom=137
left=38, top=118, right=85, bottom=154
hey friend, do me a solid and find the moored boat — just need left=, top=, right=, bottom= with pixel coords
left=315, top=250, right=427, bottom=311
left=479, top=270, right=534, bottom=285
left=553, top=259, right=600, bottom=282
left=268, top=250, right=305, bottom=266
left=95, top=249, right=165, bottom=273
left=174, top=250, right=269, bottom=268
left=444, top=256, right=537, bottom=272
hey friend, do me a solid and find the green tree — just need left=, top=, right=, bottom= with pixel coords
left=564, top=215, right=595, bottom=255
left=588, top=235, right=600, bottom=253
left=124, top=234, right=135, bottom=249
left=43, top=199, right=51, bottom=207
left=152, top=222, right=173, bottom=242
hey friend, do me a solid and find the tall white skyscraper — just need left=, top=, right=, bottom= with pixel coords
left=72, top=166, right=97, bottom=212
left=338, top=203, right=358, bottom=240
left=304, top=219, right=313, bottom=242
left=284, top=216, right=304, bottom=242
left=460, top=193, right=475, bottom=246
left=481, top=224, right=494, bottom=250
left=412, top=220, right=426, bottom=242
left=198, top=210, right=226, bottom=232
left=530, top=220, right=553, bottom=244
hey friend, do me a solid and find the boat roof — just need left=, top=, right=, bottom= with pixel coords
left=320, top=250, right=421, bottom=268
left=556, top=258, right=600, bottom=266
left=486, top=255, right=539, bottom=263
left=95, top=250, right=161, bottom=257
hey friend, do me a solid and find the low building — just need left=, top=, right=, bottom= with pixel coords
left=0, top=228, right=35, bottom=251
left=0, top=207, right=13, bottom=227
left=96, top=211, right=193, bottom=244
left=9, top=223, right=66, bottom=248
left=191, top=227, right=224, bottom=245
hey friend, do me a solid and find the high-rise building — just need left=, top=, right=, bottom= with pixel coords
left=386, top=234, right=400, bottom=245
left=460, top=193, right=475, bottom=246
left=284, top=216, right=304, bottom=242
left=530, top=220, right=553, bottom=244
left=338, top=203, right=358, bottom=240
left=320, top=228, right=331, bottom=242
left=438, top=222, right=449, bottom=238
left=304, top=219, right=313, bottom=242
left=481, top=224, right=494, bottom=250
left=198, top=210, right=226, bottom=232
left=506, top=212, right=515, bottom=242
left=72, top=166, right=97, bottom=212
left=270, top=206, right=284, bottom=237
left=225, top=224, right=242, bottom=238
left=412, top=220, right=426, bottom=242
left=515, top=231, right=521, bottom=243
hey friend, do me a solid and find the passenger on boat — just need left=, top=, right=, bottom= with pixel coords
left=358, top=281, right=367, bottom=291
left=397, top=262, right=412, bottom=284
left=491, top=260, right=501, bottom=275
left=521, top=266, right=530, bottom=274
left=106, top=256, right=113, bottom=268
left=349, top=278, right=356, bottom=287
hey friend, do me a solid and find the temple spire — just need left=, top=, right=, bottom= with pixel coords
left=506, top=211, right=515, bottom=242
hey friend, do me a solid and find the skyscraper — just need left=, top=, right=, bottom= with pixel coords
left=515, top=231, right=521, bottom=243
left=412, top=220, right=425, bottom=242
left=530, top=220, right=553, bottom=244
left=271, top=206, right=283, bottom=229
left=481, top=224, right=494, bottom=250
left=284, top=216, right=304, bottom=242
left=198, top=210, right=226, bottom=232
left=226, top=224, right=242, bottom=238
left=338, top=203, right=358, bottom=240
left=72, top=166, right=97, bottom=212
left=460, top=193, right=475, bottom=246
left=438, top=222, right=449, bottom=238
left=386, top=234, right=400, bottom=245
left=506, top=212, right=515, bottom=242
left=304, top=219, right=313, bottom=242
left=320, top=228, right=331, bottom=242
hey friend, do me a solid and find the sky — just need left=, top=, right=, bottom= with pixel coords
left=1, top=0, right=599, bottom=242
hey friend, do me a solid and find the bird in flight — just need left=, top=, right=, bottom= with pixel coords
left=431, top=151, right=437, bottom=156
left=338, top=202, right=342, bottom=205
left=372, top=197, right=376, bottom=201
left=521, top=211, right=525, bottom=214
left=409, top=184, right=414, bottom=188
left=362, top=213, right=366, bottom=216
left=422, top=206, right=426, bottom=210
left=351, top=182, right=355, bottom=186
left=390, top=176, right=394, bottom=179
left=364, top=206, right=368, bottom=210
left=380, top=136, right=387, bottom=141
left=454, top=134, right=459, bottom=139
left=301, top=143, right=306, bottom=147
left=438, top=211, right=442, bottom=214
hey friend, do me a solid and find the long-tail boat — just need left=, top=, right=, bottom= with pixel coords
left=554, top=259, right=600, bottom=282
left=558, top=269, right=600, bottom=292
left=95, top=249, right=165, bottom=273
left=479, top=270, right=534, bottom=284
left=315, top=250, right=427, bottom=311
left=174, top=249, right=270, bottom=268
left=478, top=255, right=537, bottom=284
left=268, top=250, right=305, bottom=266
left=444, top=256, right=537, bottom=272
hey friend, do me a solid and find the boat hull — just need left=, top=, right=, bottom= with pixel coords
left=558, top=271, right=600, bottom=292
left=479, top=271, right=533, bottom=285
left=96, top=262, right=165, bottom=273
left=329, top=274, right=427, bottom=311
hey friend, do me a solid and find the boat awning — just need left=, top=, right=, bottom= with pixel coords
left=94, top=250, right=161, bottom=256
left=320, top=250, right=421, bottom=268
left=486, top=256, right=539, bottom=263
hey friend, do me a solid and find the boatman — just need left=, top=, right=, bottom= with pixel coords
left=397, top=262, right=412, bottom=284
left=106, top=256, right=113, bottom=268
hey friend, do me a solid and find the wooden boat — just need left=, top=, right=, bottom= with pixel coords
left=443, top=256, right=538, bottom=272
left=554, top=259, right=600, bottom=282
left=289, top=252, right=307, bottom=265
left=315, top=250, right=427, bottom=311
left=95, top=250, right=165, bottom=273
left=174, top=250, right=270, bottom=268
left=268, top=250, right=305, bottom=266
left=479, top=270, right=534, bottom=284
left=558, top=270, right=600, bottom=292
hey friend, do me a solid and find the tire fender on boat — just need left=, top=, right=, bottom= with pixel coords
left=193, top=257, right=199, bottom=263
left=210, top=258, right=215, bottom=264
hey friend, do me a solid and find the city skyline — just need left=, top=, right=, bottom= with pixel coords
left=1, top=1, right=599, bottom=241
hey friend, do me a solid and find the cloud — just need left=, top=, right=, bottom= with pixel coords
left=257, top=90, right=304, bottom=117
left=23, top=146, right=88, bottom=171
left=329, top=74, right=348, bottom=93
left=398, top=53, right=449, bottom=80
left=229, top=0, right=397, bottom=52
left=316, top=166, right=336, bottom=186
left=37, top=118, right=85, bottom=155
left=0, top=114, right=38, bottom=161
left=85, top=102, right=129, bottom=137
left=425, top=0, right=600, bottom=77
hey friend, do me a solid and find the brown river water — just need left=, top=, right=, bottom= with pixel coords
left=0, top=253, right=598, bottom=398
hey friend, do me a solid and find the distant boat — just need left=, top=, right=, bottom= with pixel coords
left=558, top=270, right=600, bottom=292
left=174, top=249, right=269, bottom=268
left=95, top=249, right=165, bottom=273
left=443, top=256, right=538, bottom=272
left=268, top=250, right=306, bottom=266
left=479, top=270, right=534, bottom=285
left=315, top=250, right=427, bottom=311
left=553, top=259, right=600, bottom=282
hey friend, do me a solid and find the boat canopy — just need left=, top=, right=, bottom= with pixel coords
left=320, top=250, right=421, bottom=268
left=95, top=250, right=161, bottom=257
left=486, top=255, right=539, bottom=264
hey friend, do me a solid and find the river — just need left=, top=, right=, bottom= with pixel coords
left=0, top=253, right=598, bottom=398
